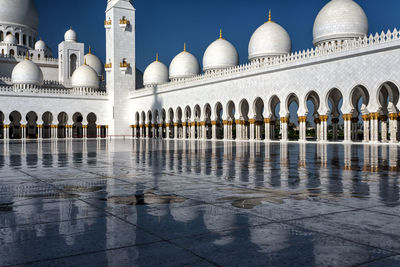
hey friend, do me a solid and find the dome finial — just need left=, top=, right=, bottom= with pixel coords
left=268, top=10, right=272, bottom=22
left=89, top=46, right=92, bottom=54
left=219, top=29, right=223, bottom=39
left=84, top=58, right=87, bottom=65
left=156, top=53, right=159, bottom=62
left=25, top=53, right=29, bottom=60
left=184, top=43, right=187, bottom=52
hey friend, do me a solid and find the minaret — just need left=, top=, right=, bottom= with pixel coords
left=105, top=0, right=136, bottom=137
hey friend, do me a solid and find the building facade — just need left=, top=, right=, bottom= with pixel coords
left=0, top=0, right=399, bottom=144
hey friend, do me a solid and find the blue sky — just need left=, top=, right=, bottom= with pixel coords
left=36, top=0, right=400, bottom=71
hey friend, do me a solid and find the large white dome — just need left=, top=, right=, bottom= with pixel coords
left=84, top=48, right=104, bottom=77
left=169, top=45, right=200, bottom=80
left=313, top=0, right=368, bottom=46
left=12, top=59, right=44, bottom=86
left=64, top=28, right=77, bottom=42
left=71, top=64, right=99, bottom=89
left=143, top=58, right=169, bottom=86
left=0, top=0, right=39, bottom=30
left=249, top=16, right=291, bottom=61
left=203, top=31, right=239, bottom=72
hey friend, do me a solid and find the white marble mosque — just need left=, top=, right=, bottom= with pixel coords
left=1, top=0, right=400, bottom=144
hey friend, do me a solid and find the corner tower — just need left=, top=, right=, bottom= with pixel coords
left=105, top=0, right=136, bottom=137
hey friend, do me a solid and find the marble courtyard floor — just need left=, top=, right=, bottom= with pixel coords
left=0, top=139, right=400, bottom=266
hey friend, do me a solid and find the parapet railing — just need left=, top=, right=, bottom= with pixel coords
left=135, top=28, right=400, bottom=92
left=0, top=85, right=108, bottom=97
left=0, top=54, right=58, bottom=63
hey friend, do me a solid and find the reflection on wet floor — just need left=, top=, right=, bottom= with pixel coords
left=0, top=139, right=400, bottom=266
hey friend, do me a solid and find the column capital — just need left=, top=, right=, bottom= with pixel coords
left=298, top=116, right=307, bottom=123
left=280, top=117, right=289, bottom=123
left=362, top=114, right=370, bottom=121
left=211, top=121, right=217, bottom=125
left=249, top=119, right=256, bottom=124
left=369, top=112, right=380, bottom=120
left=342, top=114, right=352, bottom=121
left=319, top=115, right=329, bottom=122
left=264, top=118, right=271, bottom=123
left=389, top=113, right=398, bottom=120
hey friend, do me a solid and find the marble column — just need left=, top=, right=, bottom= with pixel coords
left=223, top=121, right=228, bottom=140
left=191, top=122, right=196, bottom=139
left=249, top=119, right=255, bottom=140
left=314, top=118, right=321, bottom=142
left=4, top=125, right=9, bottom=140
left=380, top=115, right=388, bottom=143
left=369, top=112, right=379, bottom=143
left=173, top=124, right=178, bottom=139
left=211, top=121, right=217, bottom=140
left=389, top=113, right=398, bottom=143
left=298, top=116, right=307, bottom=142
left=319, top=115, right=328, bottom=142
left=343, top=114, right=352, bottom=142
left=264, top=119, right=271, bottom=141
left=280, top=117, right=289, bottom=141
left=362, top=115, right=370, bottom=143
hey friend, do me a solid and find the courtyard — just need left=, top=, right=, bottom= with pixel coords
left=0, top=139, right=399, bottom=266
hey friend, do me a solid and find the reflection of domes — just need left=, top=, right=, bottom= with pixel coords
left=203, top=31, right=239, bottom=72
left=3, top=34, right=17, bottom=45
left=249, top=15, right=291, bottom=61
left=0, top=0, right=39, bottom=30
left=71, top=64, right=99, bottom=89
left=84, top=49, right=103, bottom=77
left=64, top=28, right=77, bottom=42
left=12, top=59, right=44, bottom=86
left=35, top=39, right=46, bottom=51
left=143, top=57, right=169, bottom=86
left=313, top=0, right=368, bottom=46
left=169, top=45, right=200, bottom=80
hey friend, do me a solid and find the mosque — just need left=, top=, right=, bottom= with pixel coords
left=0, top=0, right=399, bottom=144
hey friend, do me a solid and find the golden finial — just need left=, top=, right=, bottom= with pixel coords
left=25, top=53, right=29, bottom=60
left=268, top=10, right=272, bottom=22
left=84, top=58, right=87, bottom=65
left=156, top=53, right=159, bottom=62
left=219, top=29, right=223, bottom=39
left=183, top=43, right=187, bottom=52
left=89, top=46, right=92, bottom=54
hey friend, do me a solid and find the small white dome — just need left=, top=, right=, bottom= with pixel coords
left=169, top=45, right=200, bottom=80
left=34, top=39, right=46, bottom=51
left=12, top=58, right=44, bottom=86
left=71, top=64, right=99, bottom=89
left=203, top=31, right=239, bottom=72
left=249, top=17, right=291, bottom=61
left=4, top=34, right=17, bottom=45
left=64, top=28, right=77, bottom=42
left=313, top=0, right=368, bottom=46
left=84, top=49, right=103, bottom=77
left=143, top=58, right=169, bottom=86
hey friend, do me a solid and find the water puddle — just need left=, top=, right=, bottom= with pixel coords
left=0, top=202, right=13, bottom=212
left=100, top=190, right=187, bottom=206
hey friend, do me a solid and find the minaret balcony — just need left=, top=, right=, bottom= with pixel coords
left=120, top=62, right=130, bottom=73
left=104, top=20, right=112, bottom=29
left=105, top=63, right=112, bottom=72
left=119, top=18, right=130, bottom=30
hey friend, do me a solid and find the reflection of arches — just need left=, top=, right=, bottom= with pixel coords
left=73, top=112, right=83, bottom=138
left=9, top=111, right=22, bottom=139
left=87, top=113, right=97, bottom=138
left=57, top=112, right=68, bottom=138
left=0, top=111, right=4, bottom=139
left=70, top=54, right=77, bottom=77
left=42, top=111, right=53, bottom=139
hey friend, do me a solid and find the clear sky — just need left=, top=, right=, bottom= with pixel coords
left=35, top=0, right=400, bottom=72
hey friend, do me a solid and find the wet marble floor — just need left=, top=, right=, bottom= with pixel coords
left=0, top=139, right=400, bottom=266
